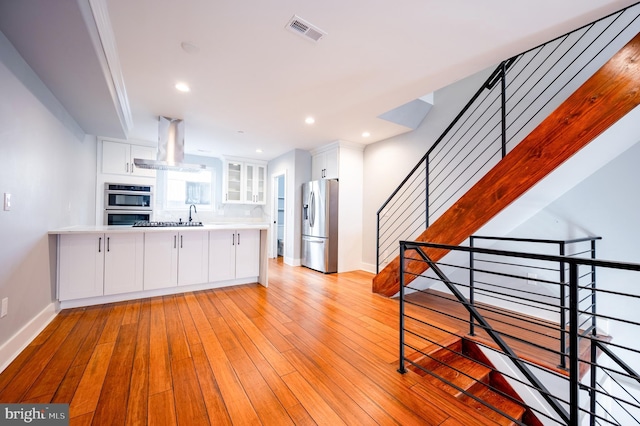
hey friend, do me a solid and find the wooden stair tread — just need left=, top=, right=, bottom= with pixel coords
left=406, top=336, right=540, bottom=425
left=422, top=355, right=492, bottom=397
left=460, top=386, right=527, bottom=426
left=404, top=333, right=461, bottom=363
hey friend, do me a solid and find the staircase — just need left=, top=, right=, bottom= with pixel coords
left=407, top=338, right=540, bottom=426
left=373, top=30, right=640, bottom=297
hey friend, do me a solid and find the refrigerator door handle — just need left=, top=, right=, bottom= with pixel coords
left=309, top=191, right=316, bottom=227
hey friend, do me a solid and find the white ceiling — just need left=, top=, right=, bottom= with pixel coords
left=0, top=0, right=637, bottom=160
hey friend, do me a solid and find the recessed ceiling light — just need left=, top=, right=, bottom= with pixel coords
left=175, top=82, right=190, bottom=92
left=305, top=116, right=315, bottom=125
left=362, top=131, right=371, bottom=138
left=256, top=149, right=263, bottom=153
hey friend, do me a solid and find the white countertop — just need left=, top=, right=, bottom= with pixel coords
left=49, top=222, right=270, bottom=234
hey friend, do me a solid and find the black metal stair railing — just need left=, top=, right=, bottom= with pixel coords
left=397, top=240, right=640, bottom=426
left=376, top=3, right=640, bottom=274
left=469, top=235, right=601, bottom=370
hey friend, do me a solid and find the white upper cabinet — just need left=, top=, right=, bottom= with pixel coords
left=245, top=163, right=266, bottom=204
left=102, top=139, right=156, bottom=178
left=311, top=146, right=339, bottom=180
left=223, top=158, right=267, bottom=204
left=224, top=160, right=243, bottom=203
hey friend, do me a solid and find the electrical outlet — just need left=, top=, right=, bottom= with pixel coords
left=3, top=193, right=10, bottom=211
left=527, top=273, right=538, bottom=286
left=1, top=298, right=7, bottom=318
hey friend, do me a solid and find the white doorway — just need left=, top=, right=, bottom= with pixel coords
left=271, top=172, right=286, bottom=259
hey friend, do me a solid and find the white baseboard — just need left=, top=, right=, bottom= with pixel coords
left=360, top=262, right=376, bottom=274
left=284, top=256, right=301, bottom=266
left=0, top=302, right=57, bottom=374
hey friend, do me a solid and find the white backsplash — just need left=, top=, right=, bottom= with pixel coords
left=155, top=203, right=267, bottom=224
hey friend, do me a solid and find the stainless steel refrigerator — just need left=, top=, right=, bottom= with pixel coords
left=301, top=179, right=339, bottom=273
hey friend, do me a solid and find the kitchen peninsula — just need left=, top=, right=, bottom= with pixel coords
left=49, top=223, right=269, bottom=309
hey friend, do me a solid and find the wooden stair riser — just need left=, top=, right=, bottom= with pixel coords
left=409, top=337, right=540, bottom=425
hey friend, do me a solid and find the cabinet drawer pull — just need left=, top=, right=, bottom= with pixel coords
left=107, top=237, right=110, bottom=252
left=174, top=235, right=177, bottom=249
left=98, top=237, right=102, bottom=253
left=180, top=235, right=183, bottom=248
left=237, top=233, right=240, bottom=245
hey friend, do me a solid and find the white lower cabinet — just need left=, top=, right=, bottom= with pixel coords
left=104, top=233, right=144, bottom=295
left=57, top=228, right=261, bottom=304
left=177, top=231, right=209, bottom=286
left=58, top=233, right=143, bottom=300
left=143, top=232, right=178, bottom=290
left=143, top=231, right=209, bottom=290
left=58, top=234, right=105, bottom=301
left=209, top=229, right=259, bottom=282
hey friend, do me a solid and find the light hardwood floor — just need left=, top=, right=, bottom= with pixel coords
left=0, top=258, right=504, bottom=425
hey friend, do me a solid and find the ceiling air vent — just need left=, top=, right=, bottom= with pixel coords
left=286, top=15, right=326, bottom=42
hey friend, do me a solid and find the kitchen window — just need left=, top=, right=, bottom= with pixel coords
left=160, top=169, right=214, bottom=211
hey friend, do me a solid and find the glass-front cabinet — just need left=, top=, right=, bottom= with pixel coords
left=224, top=161, right=243, bottom=203
left=223, top=158, right=266, bottom=205
left=245, top=163, right=266, bottom=204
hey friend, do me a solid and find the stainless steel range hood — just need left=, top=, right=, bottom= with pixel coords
left=133, top=116, right=206, bottom=172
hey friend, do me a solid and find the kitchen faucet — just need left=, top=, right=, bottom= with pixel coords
left=189, top=204, right=197, bottom=222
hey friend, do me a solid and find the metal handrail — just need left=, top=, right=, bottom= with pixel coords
left=470, top=235, right=601, bottom=369
left=376, top=3, right=640, bottom=274
left=400, top=242, right=570, bottom=423
left=398, top=240, right=640, bottom=425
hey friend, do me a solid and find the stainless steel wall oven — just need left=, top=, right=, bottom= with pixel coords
left=104, top=183, right=153, bottom=225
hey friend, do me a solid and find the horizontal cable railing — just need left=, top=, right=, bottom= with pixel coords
left=470, top=235, right=602, bottom=370
left=398, top=240, right=640, bottom=426
left=376, top=3, right=640, bottom=273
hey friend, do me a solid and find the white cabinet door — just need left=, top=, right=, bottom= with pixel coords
left=102, top=141, right=130, bottom=175
left=245, top=163, right=256, bottom=203
left=244, top=163, right=266, bottom=204
left=312, top=148, right=338, bottom=180
left=224, top=160, right=243, bottom=203
left=102, top=140, right=156, bottom=177
left=235, top=229, right=260, bottom=278
left=143, top=232, right=178, bottom=290
left=177, top=231, right=209, bottom=286
left=130, top=145, right=157, bottom=177
left=58, top=234, right=104, bottom=301
left=324, top=148, right=339, bottom=179
left=209, top=230, right=259, bottom=281
left=224, top=159, right=267, bottom=204
left=209, top=230, right=236, bottom=282
left=104, top=233, right=144, bottom=295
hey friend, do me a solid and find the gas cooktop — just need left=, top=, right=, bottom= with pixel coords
left=132, top=221, right=203, bottom=227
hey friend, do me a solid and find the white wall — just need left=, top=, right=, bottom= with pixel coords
left=0, top=31, right=95, bottom=363
left=362, top=67, right=494, bottom=268
left=337, top=143, right=364, bottom=272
